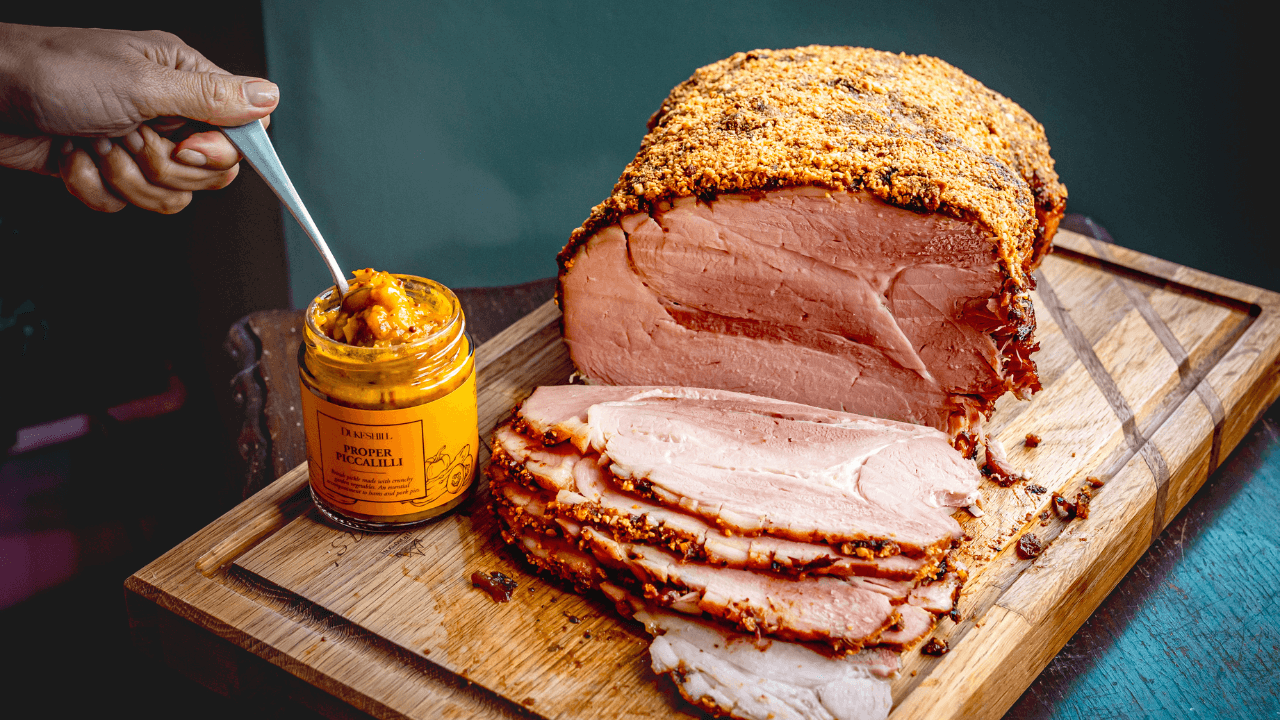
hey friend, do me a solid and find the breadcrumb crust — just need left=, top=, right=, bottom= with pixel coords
left=559, top=46, right=1066, bottom=286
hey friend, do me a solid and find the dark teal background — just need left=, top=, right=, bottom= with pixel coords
left=261, top=0, right=1267, bottom=307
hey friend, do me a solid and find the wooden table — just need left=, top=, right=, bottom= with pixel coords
left=125, top=217, right=1280, bottom=719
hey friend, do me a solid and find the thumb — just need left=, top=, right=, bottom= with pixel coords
left=138, top=67, right=279, bottom=126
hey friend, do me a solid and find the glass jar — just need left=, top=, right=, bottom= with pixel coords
left=298, top=275, right=477, bottom=531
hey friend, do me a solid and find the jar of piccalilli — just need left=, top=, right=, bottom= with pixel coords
left=298, top=269, right=477, bottom=531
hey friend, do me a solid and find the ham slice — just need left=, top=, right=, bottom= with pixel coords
left=593, top=583, right=899, bottom=720
left=492, top=469, right=951, bottom=653
left=492, top=423, right=932, bottom=580
left=875, top=604, right=938, bottom=652
left=582, top=526, right=897, bottom=651
left=494, top=483, right=898, bottom=651
left=515, top=385, right=982, bottom=557
left=638, top=607, right=896, bottom=720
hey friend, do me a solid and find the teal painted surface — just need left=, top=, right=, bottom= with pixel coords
left=262, top=1, right=1265, bottom=307
left=1070, top=460, right=1279, bottom=716
left=1009, top=409, right=1280, bottom=719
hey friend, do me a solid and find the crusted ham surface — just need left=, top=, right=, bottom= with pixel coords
left=516, top=385, right=981, bottom=556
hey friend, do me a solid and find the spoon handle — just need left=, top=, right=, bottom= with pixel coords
left=222, top=120, right=350, bottom=296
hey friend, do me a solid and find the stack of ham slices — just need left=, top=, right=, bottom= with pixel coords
left=488, top=385, right=982, bottom=720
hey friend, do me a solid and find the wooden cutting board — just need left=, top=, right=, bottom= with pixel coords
left=125, top=229, right=1280, bottom=720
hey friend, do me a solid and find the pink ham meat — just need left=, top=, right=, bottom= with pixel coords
left=493, top=468, right=959, bottom=611
left=635, top=607, right=897, bottom=720
left=491, top=467, right=956, bottom=651
left=488, top=385, right=970, bottom=666
left=517, top=385, right=981, bottom=557
left=560, top=190, right=1030, bottom=436
left=494, top=499, right=899, bottom=650
left=583, top=527, right=896, bottom=650
left=875, top=604, right=938, bottom=652
left=493, top=492, right=945, bottom=654
left=493, top=490, right=942, bottom=654
left=492, top=423, right=932, bottom=580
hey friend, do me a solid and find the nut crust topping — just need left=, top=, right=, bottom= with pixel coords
left=561, top=45, right=1067, bottom=287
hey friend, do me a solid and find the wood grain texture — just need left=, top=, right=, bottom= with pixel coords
left=128, top=229, right=1280, bottom=720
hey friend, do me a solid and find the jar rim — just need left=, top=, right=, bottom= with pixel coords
left=303, top=274, right=464, bottom=360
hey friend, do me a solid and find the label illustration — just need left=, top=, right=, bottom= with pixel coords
left=301, top=372, right=477, bottom=517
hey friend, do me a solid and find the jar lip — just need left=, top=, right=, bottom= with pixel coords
left=303, top=274, right=464, bottom=358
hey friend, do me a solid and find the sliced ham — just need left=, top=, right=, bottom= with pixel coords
left=514, top=384, right=646, bottom=446
left=875, top=604, right=938, bottom=652
left=493, top=477, right=948, bottom=655
left=906, top=570, right=965, bottom=615
left=494, top=485, right=898, bottom=652
left=515, top=385, right=982, bottom=557
left=492, top=386, right=969, bottom=654
left=493, top=423, right=932, bottom=580
left=582, top=527, right=897, bottom=652
left=493, top=469, right=958, bottom=612
left=638, top=608, right=895, bottom=720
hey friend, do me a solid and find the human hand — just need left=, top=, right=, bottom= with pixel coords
left=0, top=23, right=279, bottom=213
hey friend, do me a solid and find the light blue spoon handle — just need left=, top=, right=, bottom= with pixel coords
left=222, top=120, right=349, bottom=296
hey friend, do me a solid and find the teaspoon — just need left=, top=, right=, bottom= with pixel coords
left=221, top=120, right=350, bottom=296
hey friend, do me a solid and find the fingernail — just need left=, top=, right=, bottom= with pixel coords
left=176, top=148, right=208, bottom=167
left=244, top=80, right=279, bottom=107
left=124, top=131, right=144, bottom=154
left=93, top=137, right=113, bottom=157
left=60, top=139, right=74, bottom=156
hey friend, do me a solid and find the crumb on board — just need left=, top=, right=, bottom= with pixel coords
left=1076, top=488, right=1092, bottom=519
left=1052, top=492, right=1077, bottom=520
left=1086, top=475, right=1105, bottom=487
left=1024, top=433, right=1041, bottom=448
left=1016, top=533, right=1045, bottom=559
left=471, top=571, right=519, bottom=603
left=921, top=638, right=950, bottom=656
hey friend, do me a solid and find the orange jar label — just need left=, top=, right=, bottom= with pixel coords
left=301, top=371, right=477, bottom=517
